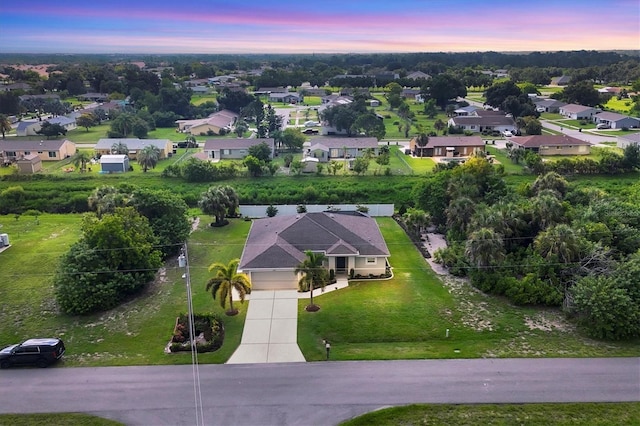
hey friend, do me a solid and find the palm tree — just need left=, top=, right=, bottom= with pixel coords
left=531, top=193, right=564, bottom=230
left=234, top=119, right=248, bottom=137
left=87, top=186, right=130, bottom=217
left=465, top=227, right=505, bottom=269
left=137, top=145, right=161, bottom=172
left=198, top=186, right=230, bottom=226
left=445, top=196, right=475, bottom=236
left=0, top=114, right=11, bottom=139
left=71, top=151, right=91, bottom=172
left=534, top=224, right=582, bottom=264
left=295, top=250, right=329, bottom=311
left=531, top=171, right=569, bottom=198
left=111, top=142, right=129, bottom=156
left=206, top=258, right=251, bottom=316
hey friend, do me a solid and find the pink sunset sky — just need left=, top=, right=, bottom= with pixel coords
left=1, top=0, right=639, bottom=53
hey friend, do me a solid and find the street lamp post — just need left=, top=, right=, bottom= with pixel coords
left=178, top=244, right=204, bottom=426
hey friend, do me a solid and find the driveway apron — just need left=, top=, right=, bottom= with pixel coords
left=226, top=290, right=306, bottom=364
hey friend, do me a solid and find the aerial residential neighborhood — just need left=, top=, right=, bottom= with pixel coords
left=0, top=2, right=639, bottom=423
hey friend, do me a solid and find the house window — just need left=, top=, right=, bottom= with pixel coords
left=6, top=151, right=16, bottom=157
left=223, top=149, right=231, bottom=155
left=24, top=151, right=30, bottom=155
left=366, top=257, right=377, bottom=264
left=48, top=151, right=57, bottom=158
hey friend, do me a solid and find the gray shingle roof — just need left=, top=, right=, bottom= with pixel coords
left=239, top=212, right=389, bottom=270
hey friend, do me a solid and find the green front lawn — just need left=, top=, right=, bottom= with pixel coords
left=400, top=151, right=436, bottom=174
left=297, top=217, right=640, bottom=361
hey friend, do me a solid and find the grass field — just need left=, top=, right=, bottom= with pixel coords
left=0, top=413, right=123, bottom=426
left=341, top=402, right=640, bottom=426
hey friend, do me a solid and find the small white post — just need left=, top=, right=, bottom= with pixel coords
left=446, top=329, right=450, bottom=338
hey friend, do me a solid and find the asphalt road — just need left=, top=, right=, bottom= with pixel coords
left=1, top=358, right=638, bottom=425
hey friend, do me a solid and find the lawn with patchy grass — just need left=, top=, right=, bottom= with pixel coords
left=340, top=402, right=640, bottom=426
left=297, top=217, right=640, bottom=361
left=0, top=214, right=250, bottom=367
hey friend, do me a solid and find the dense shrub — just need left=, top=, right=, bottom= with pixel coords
left=170, top=313, right=225, bottom=353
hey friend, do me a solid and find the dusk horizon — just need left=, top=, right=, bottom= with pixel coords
left=2, top=0, right=639, bottom=55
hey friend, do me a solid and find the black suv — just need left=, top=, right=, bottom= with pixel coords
left=0, top=338, right=65, bottom=369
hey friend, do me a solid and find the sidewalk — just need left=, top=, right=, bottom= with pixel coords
left=226, top=290, right=305, bottom=364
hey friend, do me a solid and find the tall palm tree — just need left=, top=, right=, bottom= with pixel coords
left=532, top=171, right=568, bottom=198
left=71, top=151, right=91, bottom=172
left=0, top=114, right=11, bottom=139
left=465, top=227, right=505, bottom=269
left=531, top=193, right=564, bottom=230
left=445, top=196, right=475, bottom=236
left=137, top=145, right=161, bottom=172
left=295, top=250, right=329, bottom=311
left=206, top=259, right=251, bottom=316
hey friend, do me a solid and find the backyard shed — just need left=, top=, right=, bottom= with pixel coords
left=99, top=155, right=129, bottom=173
left=16, top=154, right=43, bottom=174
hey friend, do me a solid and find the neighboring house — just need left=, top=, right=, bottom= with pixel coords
left=16, top=116, right=77, bottom=136
left=509, top=135, right=591, bottom=156
left=551, top=75, right=572, bottom=86
left=454, top=105, right=481, bottom=116
left=447, top=115, right=516, bottom=134
left=203, top=138, right=274, bottom=160
left=77, top=93, right=109, bottom=102
left=19, top=94, right=60, bottom=103
left=238, top=211, right=390, bottom=290
left=321, top=94, right=353, bottom=105
left=401, top=88, right=421, bottom=99
left=368, top=99, right=380, bottom=107
left=299, top=87, right=328, bottom=96
left=409, top=136, right=485, bottom=158
left=99, top=155, right=129, bottom=173
left=15, top=120, right=41, bottom=136
left=0, top=139, right=76, bottom=162
left=559, top=104, right=599, bottom=120
left=617, top=132, right=640, bottom=149
left=268, top=92, right=302, bottom=104
left=94, top=138, right=172, bottom=160
left=176, top=109, right=239, bottom=135
left=16, top=154, right=42, bottom=174
left=534, top=99, right=567, bottom=113
left=594, top=112, right=640, bottom=129
left=0, top=82, right=32, bottom=92
left=190, top=86, right=211, bottom=94
left=406, top=71, right=431, bottom=80
left=306, top=137, right=379, bottom=162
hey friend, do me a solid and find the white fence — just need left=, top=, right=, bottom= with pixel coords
left=239, top=204, right=394, bottom=218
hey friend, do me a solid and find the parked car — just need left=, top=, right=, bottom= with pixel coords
left=302, top=128, right=319, bottom=135
left=304, top=121, right=319, bottom=127
left=0, top=338, right=65, bottom=369
left=596, top=123, right=610, bottom=129
left=502, top=130, right=513, bottom=137
left=177, top=141, right=198, bottom=148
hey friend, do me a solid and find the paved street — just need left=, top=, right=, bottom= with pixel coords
left=1, top=357, right=638, bottom=425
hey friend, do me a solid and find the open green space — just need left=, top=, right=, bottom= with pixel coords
left=0, top=413, right=124, bottom=426
left=340, top=402, right=640, bottom=426
left=297, top=217, right=640, bottom=361
left=399, top=150, right=436, bottom=174
left=0, top=214, right=250, bottom=367
left=603, top=96, right=635, bottom=114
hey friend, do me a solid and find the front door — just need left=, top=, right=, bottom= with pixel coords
left=336, top=257, right=347, bottom=273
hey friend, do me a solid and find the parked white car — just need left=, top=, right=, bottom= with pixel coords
left=502, top=130, right=513, bottom=137
left=304, top=121, right=319, bottom=127
left=596, top=123, right=610, bottom=129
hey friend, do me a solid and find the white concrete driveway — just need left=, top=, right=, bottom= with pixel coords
left=226, top=290, right=305, bottom=364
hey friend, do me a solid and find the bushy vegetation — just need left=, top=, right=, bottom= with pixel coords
left=417, top=156, right=640, bottom=339
left=53, top=207, right=163, bottom=314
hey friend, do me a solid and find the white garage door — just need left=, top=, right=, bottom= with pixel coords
left=251, top=271, right=298, bottom=291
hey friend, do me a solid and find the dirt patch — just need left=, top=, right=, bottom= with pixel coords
left=524, top=310, right=574, bottom=333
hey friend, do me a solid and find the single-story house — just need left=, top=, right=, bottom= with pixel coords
left=0, top=139, right=76, bottom=163
left=238, top=211, right=390, bottom=290
left=0, top=82, right=32, bottom=92
left=99, top=155, right=129, bottom=173
left=617, top=133, right=640, bottom=149
left=447, top=115, right=516, bottom=134
left=77, top=93, right=109, bottom=102
left=16, top=116, right=77, bottom=136
left=401, top=88, right=421, bottom=99
left=94, top=138, right=172, bottom=160
left=176, top=109, right=239, bottom=135
left=454, top=105, right=482, bottom=116
left=509, top=135, right=591, bottom=156
left=406, top=71, right=431, bottom=80
left=593, top=112, right=640, bottom=129
left=268, top=92, right=302, bottom=104
left=534, top=99, right=566, bottom=113
left=410, top=136, right=485, bottom=157
left=559, top=104, right=599, bottom=120
left=16, top=154, right=43, bottom=174
left=306, top=137, right=379, bottom=162
left=203, top=138, right=274, bottom=160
